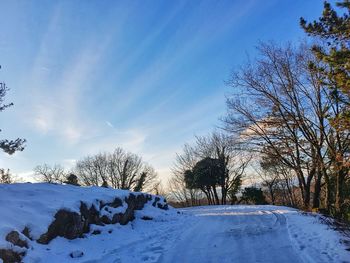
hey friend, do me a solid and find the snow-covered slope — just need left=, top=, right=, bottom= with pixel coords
left=0, top=183, right=131, bottom=244
left=0, top=183, right=171, bottom=263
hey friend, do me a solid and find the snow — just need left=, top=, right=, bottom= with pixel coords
left=159, top=206, right=349, bottom=263
left=0, top=183, right=349, bottom=262
left=24, top=203, right=179, bottom=263
left=286, top=210, right=349, bottom=263
left=0, top=183, right=132, bottom=245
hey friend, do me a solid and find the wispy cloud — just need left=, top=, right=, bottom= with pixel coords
left=78, top=128, right=147, bottom=156
left=23, top=3, right=129, bottom=144
left=105, top=121, right=114, bottom=128
left=108, top=0, right=256, bottom=117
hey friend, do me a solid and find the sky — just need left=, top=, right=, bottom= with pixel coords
left=0, top=0, right=329, bottom=183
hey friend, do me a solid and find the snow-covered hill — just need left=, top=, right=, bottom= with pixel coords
left=0, top=184, right=349, bottom=263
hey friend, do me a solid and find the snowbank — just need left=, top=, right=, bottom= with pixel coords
left=0, top=183, right=169, bottom=262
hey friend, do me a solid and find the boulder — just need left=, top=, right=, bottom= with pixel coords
left=37, top=210, right=84, bottom=244
left=69, top=250, right=84, bottom=258
left=0, top=249, right=24, bottom=263
left=5, top=231, right=28, bottom=248
left=106, top=198, right=123, bottom=208
left=152, top=196, right=169, bottom=210
left=21, top=227, right=32, bottom=240
left=80, top=202, right=102, bottom=227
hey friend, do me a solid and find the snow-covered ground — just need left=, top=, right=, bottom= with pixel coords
left=160, top=206, right=350, bottom=263
left=0, top=184, right=349, bottom=263
left=0, top=183, right=132, bottom=245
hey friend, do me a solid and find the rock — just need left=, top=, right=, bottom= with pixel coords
left=21, top=227, right=32, bottom=240
left=69, top=250, right=84, bottom=258
left=107, top=198, right=122, bottom=208
left=121, top=198, right=136, bottom=224
left=157, top=203, right=169, bottom=210
left=119, top=207, right=135, bottom=225
left=127, top=194, right=149, bottom=210
left=100, top=215, right=112, bottom=224
left=80, top=203, right=102, bottom=227
left=0, top=249, right=24, bottom=263
left=152, top=197, right=160, bottom=207
left=111, top=213, right=123, bottom=224
left=34, top=193, right=168, bottom=244
left=5, top=231, right=28, bottom=248
left=141, top=216, right=153, bottom=221
left=91, top=230, right=101, bottom=235
left=37, top=210, right=84, bottom=244
left=135, top=195, right=148, bottom=210
left=109, top=194, right=150, bottom=225
left=152, top=196, right=169, bottom=210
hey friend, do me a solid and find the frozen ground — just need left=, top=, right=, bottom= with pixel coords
left=0, top=184, right=349, bottom=262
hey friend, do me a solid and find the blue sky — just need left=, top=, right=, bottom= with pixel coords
left=0, top=0, right=327, bottom=182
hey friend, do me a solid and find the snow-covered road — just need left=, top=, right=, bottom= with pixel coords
left=160, top=206, right=303, bottom=263
left=25, top=205, right=349, bottom=263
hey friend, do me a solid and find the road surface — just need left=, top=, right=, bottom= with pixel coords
left=56, top=205, right=347, bottom=263
left=159, top=206, right=304, bottom=263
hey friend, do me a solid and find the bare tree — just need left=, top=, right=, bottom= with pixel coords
left=224, top=42, right=349, bottom=212
left=168, top=170, right=203, bottom=207
left=75, top=154, right=105, bottom=186
left=171, top=131, right=250, bottom=205
left=34, top=164, right=65, bottom=184
left=256, top=155, right=298, bottom=206
left=147, top=180, right=167, bottom=197
left=195, top=132, right=250, bottom=204
left=75, top=147, right=157, bottom=192
left=170, top=143, right=203, bottom=206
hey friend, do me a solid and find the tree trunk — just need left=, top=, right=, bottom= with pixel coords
left=325, top=179, right=330, bottom=212
left=212, top=186, right=220, bottom=205
left=221, top=187, right=226, bottom=205
left=304, top=183, right=311, bottom=209
left=269, top=185, right=275, bottom=205
left=312, top=171, right=322, bottom=209
left=335, top=170, right=346, bottom=216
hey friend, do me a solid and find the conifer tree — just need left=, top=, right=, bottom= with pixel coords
left=301, top=1, right=350, bottom=131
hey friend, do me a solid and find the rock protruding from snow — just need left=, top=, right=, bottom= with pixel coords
left=69, top=250, right=84, bottom=258
left=5, top=231, right=28, bottom=249
left=0, top=249, right=24, bottom=263
left=152, top=196, right=168, bottom=210
left=37, top=210, right=84, bottom=244
left=37, top=193, right=154, bottom=245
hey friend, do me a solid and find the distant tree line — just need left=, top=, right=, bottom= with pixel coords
left=34, top=147, right=158, bottom=193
